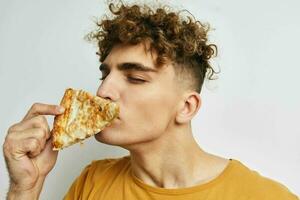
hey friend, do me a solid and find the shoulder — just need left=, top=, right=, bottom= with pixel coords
left=229, top=159, right=299, bottom=200
left=63, top=155, right=131, bottom=199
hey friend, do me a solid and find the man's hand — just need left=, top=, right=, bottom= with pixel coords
left=3, top=103, right=65, bottom=199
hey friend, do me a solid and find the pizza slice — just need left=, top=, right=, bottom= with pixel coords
left=51, top=88, right=119, bottom=150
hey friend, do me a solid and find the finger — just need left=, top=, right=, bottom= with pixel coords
left=9, top=128, right=49, bottom=149
left=23, top=137, right=42, bottom=158
left=35, top=138, right=58, bottom=171
left=22, top=103, right=65, bottom=122
left=5, top=137, right=43, bottom=160
left=8, top=115, right=50, bottom=136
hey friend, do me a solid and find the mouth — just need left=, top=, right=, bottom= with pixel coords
left=112, top=116, right=121, bottom=123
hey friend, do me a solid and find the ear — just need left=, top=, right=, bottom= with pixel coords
left=175, top=92, right=202, bottom=124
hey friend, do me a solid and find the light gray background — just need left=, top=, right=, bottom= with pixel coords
left=0, top=0, right=299, bottom=199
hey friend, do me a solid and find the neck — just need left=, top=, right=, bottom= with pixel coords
left=127, top=123, right=215, bottom=188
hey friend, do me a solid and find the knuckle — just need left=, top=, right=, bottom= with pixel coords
left=37, top=127, right=47, bottom=139
left=28, top=138, right=40, bottom=150
left=36, top=116, right=50, bottom=136
left=44, top=126, right=50, bottom=137
left=31, top=102, right=41, bottom=112
left=3, top=141, right=11, bottom=155
left=40, top=125, right=50, bottom=138
left=7, top=126, right=13, bottom=133
left=4, top=132, right=14, bottom=143
left=3, top=134, right=16, bottom=155
left=36, top=115, right=47, bottom=124
left=7, top=123, right=18, bottom=133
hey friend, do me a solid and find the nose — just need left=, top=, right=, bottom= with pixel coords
left=96, top=74, right=119, bottom=102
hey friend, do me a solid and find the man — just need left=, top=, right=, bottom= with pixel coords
left=3, top=2, right=299, bottom=200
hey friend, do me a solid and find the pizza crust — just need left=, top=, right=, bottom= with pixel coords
left=51, top=88, right=119, bottom=150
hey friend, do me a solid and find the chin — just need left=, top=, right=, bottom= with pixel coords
left=94, top=128, right=128, bottom=146
left=94, top=129, right=116, bottom=144
left=94, top=119, right=122, bottom=143
left=94, top=129, right=149, bottom=149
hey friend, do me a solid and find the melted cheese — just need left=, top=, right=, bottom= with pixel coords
left=67, top=90, right=80, bottom=128
left=52, top=88, right=119, bottom=150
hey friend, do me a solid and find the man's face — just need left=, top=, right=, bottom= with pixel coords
left=95, top=43, right=182, bottom=149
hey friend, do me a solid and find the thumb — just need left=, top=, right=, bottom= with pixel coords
left=35, top=138, right=58, bottom=174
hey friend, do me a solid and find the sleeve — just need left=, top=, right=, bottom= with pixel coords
left=63, top=164, right=91, bottom=200
left=261, top=179, right=299, bottom=200
left=272, top=191, right=299, bottom=200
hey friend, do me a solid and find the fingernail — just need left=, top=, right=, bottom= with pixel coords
left=57, top=106, right=65, bottom=113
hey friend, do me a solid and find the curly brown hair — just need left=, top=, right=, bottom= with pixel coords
left=86, top=2, right=219, bottom=93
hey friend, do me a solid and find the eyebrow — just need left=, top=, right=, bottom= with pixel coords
left=99, top=62, right=158, bottom=72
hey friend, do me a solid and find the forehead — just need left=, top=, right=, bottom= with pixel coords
left=103, top=43, right=158, bottom=70
left=102, top=43, right=185, bottom=93
left=102, top=43, right=179, bottom=85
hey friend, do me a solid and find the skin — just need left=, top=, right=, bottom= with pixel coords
left=95, top=42, right=183, bottom=147
left=3, top=103, right=65, bottom=199
left=3, top=42, right=229, bottom=199
left=95, top=42, right=229, bottom=188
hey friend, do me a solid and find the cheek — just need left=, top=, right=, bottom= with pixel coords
left=120, top=74, right=178, bottom=135
left=128, top=90, right=177, bottom=132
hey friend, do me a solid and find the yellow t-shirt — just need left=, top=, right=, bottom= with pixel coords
left=64, top=156, right=299, bottom=200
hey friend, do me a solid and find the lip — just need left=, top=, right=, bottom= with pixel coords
left=113, top=117, right=121, bottom=122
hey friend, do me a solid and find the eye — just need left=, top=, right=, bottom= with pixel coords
left=127, top=77, right=146, bottom=84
